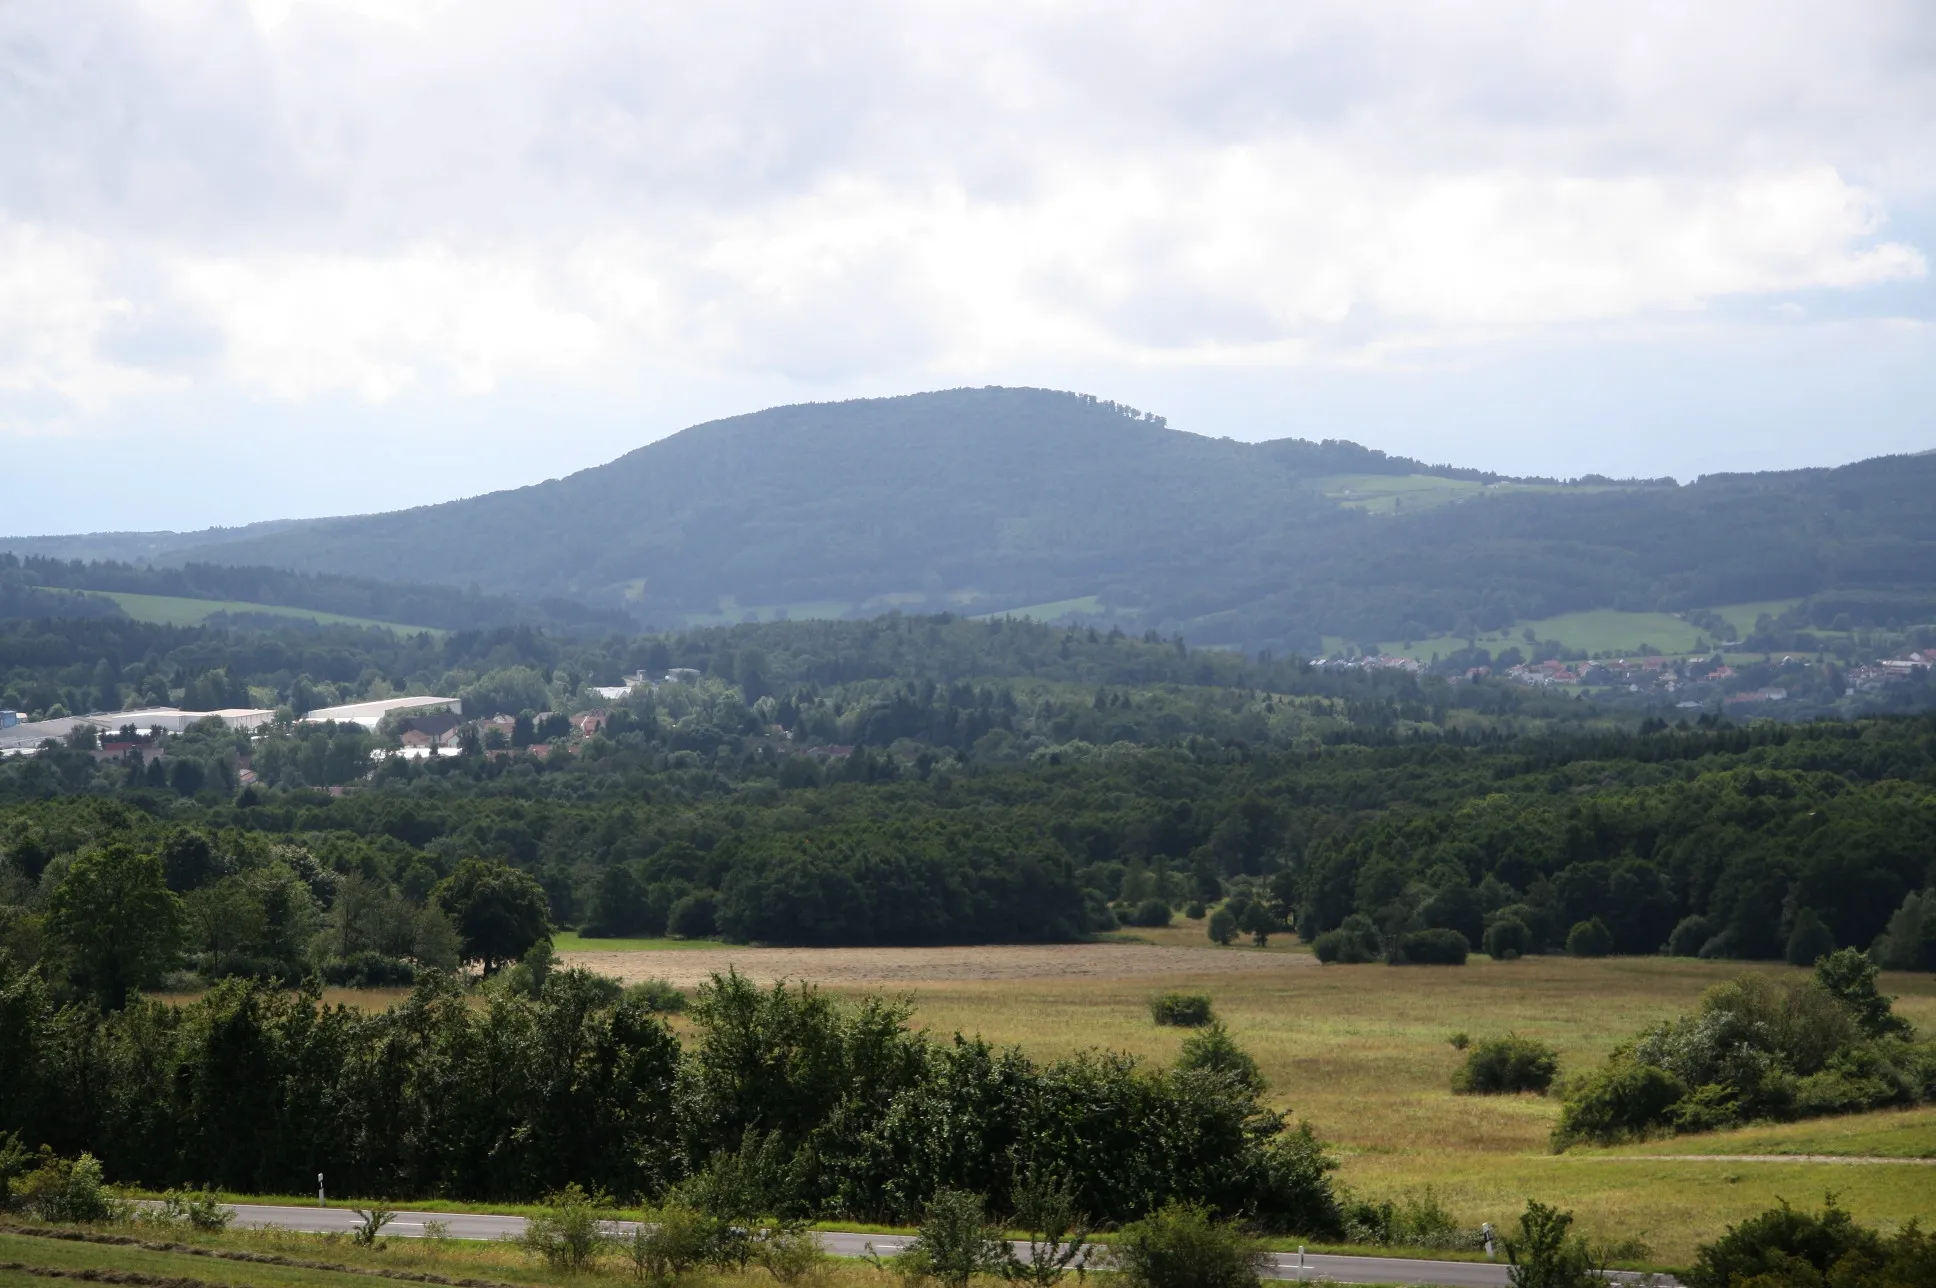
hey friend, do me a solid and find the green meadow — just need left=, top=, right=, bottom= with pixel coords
left=72, top=589, right=436, bottom=635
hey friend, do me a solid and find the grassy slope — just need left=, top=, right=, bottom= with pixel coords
left=800, top=951, right=1936, bottom=1261
left=82, top=590, right=435, bottom=636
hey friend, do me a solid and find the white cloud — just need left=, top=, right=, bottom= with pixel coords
left=0, top=0, right=1928, bottom=422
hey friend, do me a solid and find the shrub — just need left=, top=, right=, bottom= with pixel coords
left=1150, top=991, right=1214, bottom=1027
left=1482, top=918, right=1530, bottom=960
left=135, top=1187, right=233, bottom=1231
left=1008, top=1165, right=1092, bottom=1288
left=1129, top=898, right=1174, bottom=928
left=623, top=977, right=688, bottom=1014
left=1207, top=907, right=1237, bottom=945
left=1783, top=909, right=1835, bottom=967
left=1312, top=914, right=1380, bottom=964
left=1389, top=928, right=1469, bottom=965
left=9, top=1149, right=130, bottom=1224
left=1452, top=1035, right=1560, bottom=1095
left=1565, top=918, right=1613, bottom=958
left=750, top=1221, right=825, bottom=1284
left=1342, top=1186, right=1481, bottom=1251
left=1667, top=915, right=1712, bottom=958
left=1245, top=1122, right=1348, bottom=1238
left=627, top=1197, right=725, bottom=1281
left=1184, top=902, right=1206, bottom=920
left=1501, top=1201, right=1597, bottom=1288
left=1552, top=1062, right=1685, bottom=1147
left=319, top=952, right=416, bottom=988
left=351, top=1205, right=396, bottom=1247
left=1109, top=1200, right=1265, bottom=1288
left=1682, top=1198, right=1898, bottom=1288
left=893, top=1188, right=1011, bottom=1288
left=1176, top=1022, right=1266, bottom=1096
left=517, top=1183, right=613, bottom=1273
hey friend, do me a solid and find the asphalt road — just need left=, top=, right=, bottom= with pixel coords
left=221, top=1203, right=1675, bottom=1286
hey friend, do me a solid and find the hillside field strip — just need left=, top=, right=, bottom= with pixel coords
left=63, top=589, right=436, bottom=635
left=1365, top=598, right=1810, bottom=663
left=560, top=938, right=1936, bottom=1263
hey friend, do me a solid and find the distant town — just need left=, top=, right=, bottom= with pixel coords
left=0, top=668, right=701, bottom=763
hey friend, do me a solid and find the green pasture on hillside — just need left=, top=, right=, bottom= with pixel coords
left=58, top=589, right=436, bottom=635
left=673, top=595, right=857, bottom=627
left=1352, top=599, right=1811, bottom=662
left=1713, top=599, right=1804, bottom=638
left=1318, top=473, right=1485, bottom=514
left=976, top=594, right=1108, bottom=623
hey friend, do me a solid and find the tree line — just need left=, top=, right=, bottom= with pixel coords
left=0, top=964, right=1344, bottom=1233
left=3, top=707, right=1933, bottom=969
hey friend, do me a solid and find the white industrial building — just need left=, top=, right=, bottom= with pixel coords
left=301, top=695, right=461, bottom=729
left=81, top=707, right=277, bottom=734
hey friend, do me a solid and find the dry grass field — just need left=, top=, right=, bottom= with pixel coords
left=560, top=937, right=1936, bottom=1263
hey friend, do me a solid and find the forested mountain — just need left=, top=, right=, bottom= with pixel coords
left=8, top=386, right=1936, bottom=653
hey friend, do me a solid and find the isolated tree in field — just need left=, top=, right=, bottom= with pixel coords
left=1238, top=900, right=1278, bottom=947
left=1207, top=906, right=1237, bottom=945
left=434, top=858, right=550, bottom=975
left=47, top=842, right=183, bottom=1008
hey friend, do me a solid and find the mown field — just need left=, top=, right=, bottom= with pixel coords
left=552, top=941, right=1936, bottom=1264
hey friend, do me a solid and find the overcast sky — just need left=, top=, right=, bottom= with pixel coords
left=3, top=1, right=1933, bottom=535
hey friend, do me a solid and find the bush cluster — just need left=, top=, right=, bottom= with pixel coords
left=1451, top=1035, right=1560, bottom=1095
left=1684, top=1198, right=1936, bottom=1288
left=1150, top=991, right=1215, bottom=1027
left=1554, top=951, right=1934, bottom=1146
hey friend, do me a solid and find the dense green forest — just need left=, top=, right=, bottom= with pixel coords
left=0, top=554, right=629, bottom=633
left=2, top=620, right=1932, bottom=964
left=14, top=388, right=1934, bottom=654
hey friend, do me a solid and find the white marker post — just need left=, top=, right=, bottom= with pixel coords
left=1483, top=1222, right=1495, bottom=1261
left=318, top=1173, right=325, bottom=1207
left=1297, top=1246, right=1306, bottom=1280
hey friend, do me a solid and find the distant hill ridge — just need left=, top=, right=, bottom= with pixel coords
left=6, top=386, right=1934, bottom=653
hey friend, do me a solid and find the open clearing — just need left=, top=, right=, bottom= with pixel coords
left=561, top=940, right=1318, bottom=988
left=556, top=941, right=1936, bottom=1262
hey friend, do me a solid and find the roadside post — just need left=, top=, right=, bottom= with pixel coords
left=318, top=1173, right=326, bottom=1207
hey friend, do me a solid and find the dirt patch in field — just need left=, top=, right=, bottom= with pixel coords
left=560, top=943, right=1317, bottom=988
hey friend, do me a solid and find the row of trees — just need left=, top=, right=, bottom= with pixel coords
left=0, top=966, right=1344, bottom=1232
